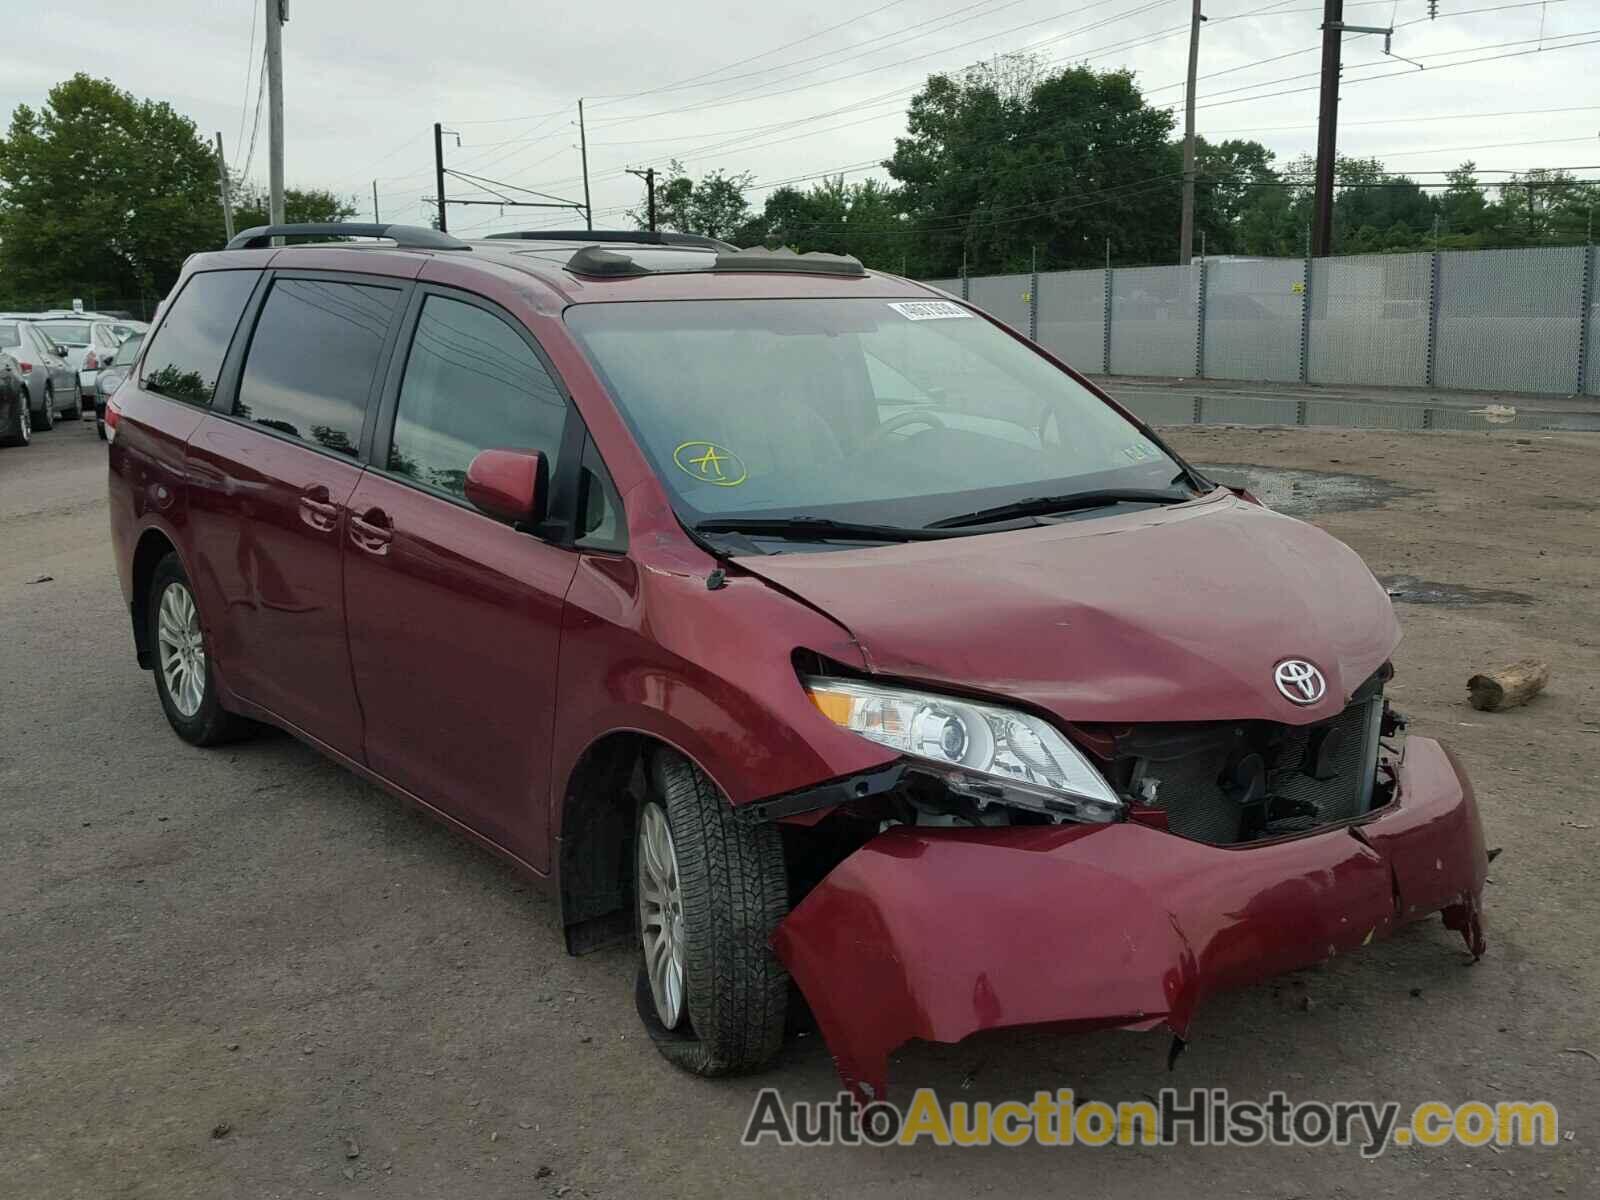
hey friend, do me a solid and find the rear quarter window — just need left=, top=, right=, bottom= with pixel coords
left=140, top=270, right=261, bottom=406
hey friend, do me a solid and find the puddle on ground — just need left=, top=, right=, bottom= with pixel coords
left=1121, top=391, right=1600, bottom=433
left=1378, top=574, right=1534, bottom=607
left=1196, top=462, right=1413, bottom=516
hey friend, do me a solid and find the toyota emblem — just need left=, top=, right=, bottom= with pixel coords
left=1274, top=659, right=1327, bottom=705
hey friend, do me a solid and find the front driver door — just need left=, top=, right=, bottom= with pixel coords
left=342, top=288, right=579, bottom=870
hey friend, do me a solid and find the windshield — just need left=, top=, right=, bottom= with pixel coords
left=565, top=298, right=1181, bottom=533
left=37, top=321, right=91, bottom=345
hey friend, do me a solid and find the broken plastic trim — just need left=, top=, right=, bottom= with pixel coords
left=733, top=763, right=907, bottom=825
left=733, top=756, right=1121, bottom=827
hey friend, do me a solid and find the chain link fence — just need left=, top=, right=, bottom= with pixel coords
left=938, top=244, right=1600, bottom=397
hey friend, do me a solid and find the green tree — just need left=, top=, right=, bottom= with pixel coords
left=230, top=179, right=359, bottom=231
left=0, top=74, right=220, bottom=308
left=752, top=175, right=908, bottom=269
left=886, top=56, right=1180, bottom=275
left=1192, top=137, right=1281, bottom=254
left=633, top=158, right=754, bottom=239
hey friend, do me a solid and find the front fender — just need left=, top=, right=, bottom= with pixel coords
left=549, top=551, right=894, bottom=838
left=773, top=736, right=1487, bottom=1101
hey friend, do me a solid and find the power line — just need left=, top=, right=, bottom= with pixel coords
left=586, top=0, right=929, bottom=104
left=1206, top=103, right=1600, bottom=134
left=232, top=0, right=258, bottom=164
left=240, top=46, right=268, bottom=182
left=1187, top=32, right=1600, bottom=111
left=590, top=0, right=1169, bottom=129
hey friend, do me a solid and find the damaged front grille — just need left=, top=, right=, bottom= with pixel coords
left=1105, top=667, right=1392, bottom=845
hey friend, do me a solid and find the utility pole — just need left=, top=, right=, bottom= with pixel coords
left=214, top=132, right=235, bottom=241
left=1311, top=0, right=1343, bottom=257
left=372, top=180, right=380, bottom=223
left=264, top=0, right=285, bottom=228
left=1179, top=0, right=1205, bottom=265
left=433, top=122, right=448, bottom=232
left=626, top=166, right=656, bottom=230
left=578, top=99, right=592, bottom=230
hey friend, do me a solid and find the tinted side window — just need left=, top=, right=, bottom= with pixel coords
left=140, top=270, right=260, bottom=406
left=235, top=278, right=400, bottom=457
left=387, top=295, right=567, bottom=497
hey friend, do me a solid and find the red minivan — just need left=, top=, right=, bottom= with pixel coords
left=109, top=224, right=1487, bottom=1099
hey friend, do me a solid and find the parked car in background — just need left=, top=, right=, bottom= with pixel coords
left=94, top=331, right=142, bottom=439
left=0, top=348, right=29, bottom=446
left=34, top=317, right=140, bottom=411
left=0, top=318, right=76, bottom=427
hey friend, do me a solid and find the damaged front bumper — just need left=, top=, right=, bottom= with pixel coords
left=771, top=736, right=1486, bottom=1101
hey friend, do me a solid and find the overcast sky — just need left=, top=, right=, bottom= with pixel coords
left=6, top=0, right=1598, bottom=236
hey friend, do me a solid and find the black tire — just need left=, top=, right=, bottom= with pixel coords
left=61, top=390, right=83, bottom=421
left=148, top=553, right=249, bottom=746
left=0, top=391, right=29, bottom=447
left=34, top=385, right=54, bottom=432
left=634, top=752, right=789, bottom=1077
left=96, top=414, right=106, bottom=441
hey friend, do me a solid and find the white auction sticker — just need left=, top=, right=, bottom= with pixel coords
left=887, top=300, right=973, bottom=321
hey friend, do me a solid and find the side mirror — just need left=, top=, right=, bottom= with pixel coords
left=464, top=448, right=547, bottom=526
left=53, top=344, right=68, bottom=357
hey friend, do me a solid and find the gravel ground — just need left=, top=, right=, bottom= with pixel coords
left=1, top=417, right=1595, bottom=1198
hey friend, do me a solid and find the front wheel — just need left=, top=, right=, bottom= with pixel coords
left=60, top=389, right=83, bottom=421
left=634, top=752, right=789, bottom=1077
left=148, top=554, right=249, bottom=746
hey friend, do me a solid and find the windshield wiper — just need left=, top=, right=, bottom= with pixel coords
left=927, top=488, right=1196, bottom=530
left=694, top=516, right=955, bottom=543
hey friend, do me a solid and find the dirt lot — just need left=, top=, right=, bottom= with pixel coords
left=1, top=418, right=1595, bottom=1198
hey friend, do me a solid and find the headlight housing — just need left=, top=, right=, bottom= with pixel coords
left=803, top=676, right=1122, bottom=823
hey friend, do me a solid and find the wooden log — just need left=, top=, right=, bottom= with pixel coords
left=1466, top=659, right=1550, bottom=712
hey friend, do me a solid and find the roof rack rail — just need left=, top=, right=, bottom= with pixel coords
left=485, top=229, right=736, bottom=252
left=225, top=223, right=470, bottom=252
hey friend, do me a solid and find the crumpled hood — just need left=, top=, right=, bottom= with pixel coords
left=741, top=491, right=1399, bottom=725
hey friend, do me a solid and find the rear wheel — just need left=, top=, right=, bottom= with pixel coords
left=148, top=554, right=249, bottom=746
left=1, top=394, right=29, bottom=447
left=633, top=752, right=789, bottom=1077
left=34, top=385, right=54, bottom=432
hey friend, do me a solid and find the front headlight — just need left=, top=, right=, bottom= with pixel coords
left=803, top=676, right=1122, bottom=823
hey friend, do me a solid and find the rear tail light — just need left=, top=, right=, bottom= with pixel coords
left=18, top=360, right=31, bottom=374
left=105, top=397, right=122, bottom=443
left=84, top=350, right=99, bottom=370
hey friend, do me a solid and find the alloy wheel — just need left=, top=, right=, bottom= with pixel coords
left=18, top=402, right=29, bottom=444
left=157, top=582, right=206, bottom=717
left=637, top=800, right=687, bottom=1029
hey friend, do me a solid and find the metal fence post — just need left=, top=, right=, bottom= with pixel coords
left=1028, top=275, right=1039, bottom=343
left=1298, top=252, right=1312, bottom=384
left=1102, top=265, right=1113, bottom=374
left=1425, top=250, right=1442, bottom=388
left=1577, top=244, right=1594, bottom=395
left=1194, top=258, right=1207, bottom=379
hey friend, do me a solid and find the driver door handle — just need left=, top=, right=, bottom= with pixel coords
left=350, top=508, right=393, bottom=555
left=298, top=484, right=340, bottom=532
